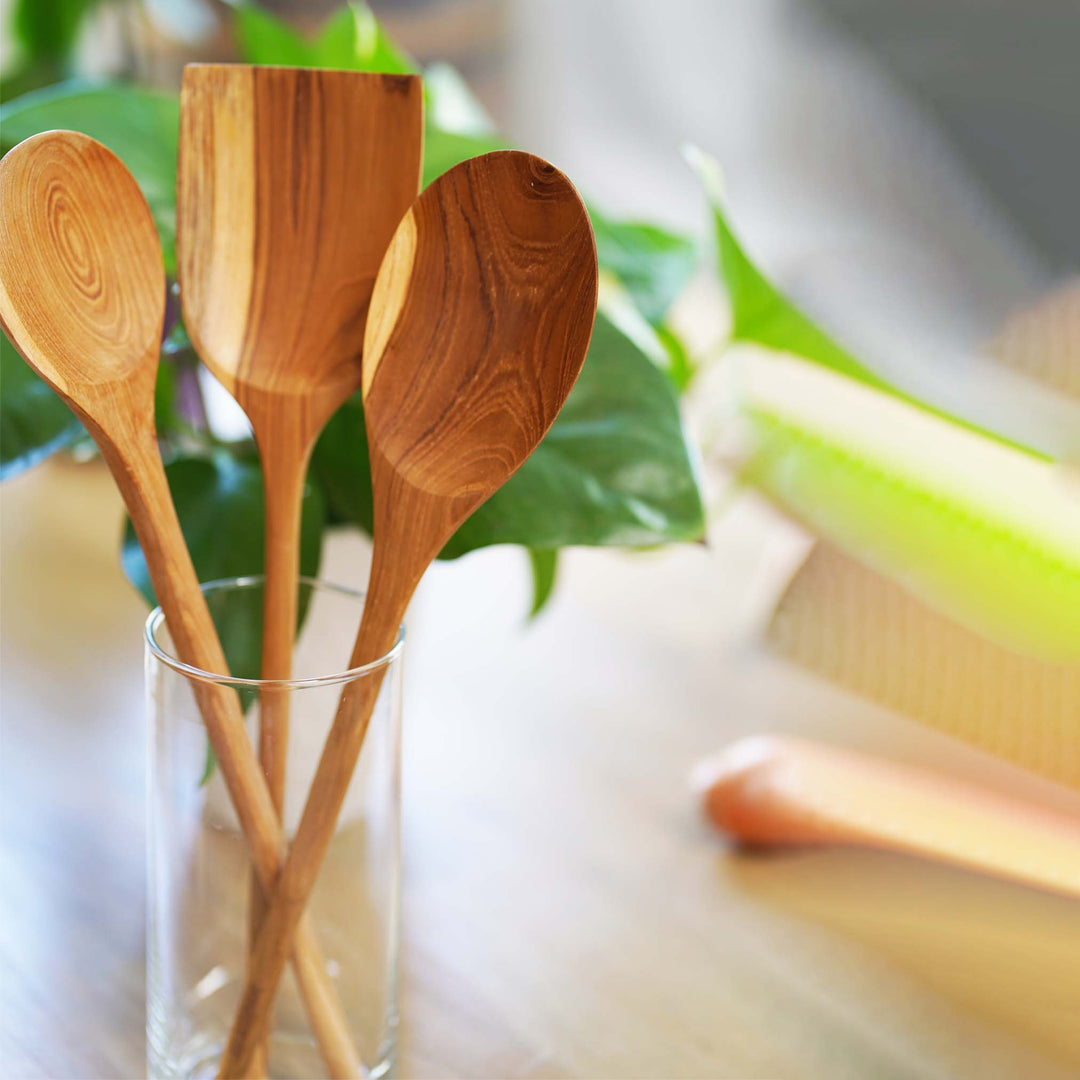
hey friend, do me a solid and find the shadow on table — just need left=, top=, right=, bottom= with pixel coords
left=722, top=844, right=1080, bottom=1069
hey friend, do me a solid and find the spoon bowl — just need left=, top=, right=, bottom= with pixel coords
left=0, top=131, right=162, bottom=421
left=364, top=150, right=599, bottom=503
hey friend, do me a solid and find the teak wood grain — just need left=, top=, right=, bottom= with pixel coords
left=216, top=150, right=599, bottom=1076
left=0, top=131, right=361, bottom=1079
left=179, top=65, right=423, bottom=425
left=177, top=67, right=422, bottom=1068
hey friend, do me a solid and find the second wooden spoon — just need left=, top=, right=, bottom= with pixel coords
left=217, top=149, right=599, bottom=1076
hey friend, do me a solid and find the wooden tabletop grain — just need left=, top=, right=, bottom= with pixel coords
left=2, top=460, right=1079, bottom=1080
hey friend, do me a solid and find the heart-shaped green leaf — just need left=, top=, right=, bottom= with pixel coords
left=527, top=548, right=559, bottom=618
left=0, top=331, right=84, bottom=480
left=590, top=210, right=696, bottom=327
left=311, top=393, right=373, bottom=533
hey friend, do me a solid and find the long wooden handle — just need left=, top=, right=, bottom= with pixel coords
left=248, top=435, right=311, bottom=1075
left=107, top=429, right=362, bottom=1078
left=699, top=735, right=1080, bottom=898
left=217, top=572, right=406, bottom=1078
left=257, top=435, right=312, bottom=807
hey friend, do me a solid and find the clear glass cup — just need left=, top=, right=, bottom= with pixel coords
left=145, top=576, right=404, bottom=1080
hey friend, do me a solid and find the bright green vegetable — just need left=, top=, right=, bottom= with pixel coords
left=686, top=145, right=1080, bottom=661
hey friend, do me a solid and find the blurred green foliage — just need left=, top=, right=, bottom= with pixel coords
left=1, top=0, right=102, bottom=100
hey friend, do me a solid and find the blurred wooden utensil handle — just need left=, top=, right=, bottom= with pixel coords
left=699, top=735, right=1080, bottom=899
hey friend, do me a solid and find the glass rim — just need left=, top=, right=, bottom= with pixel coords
left=144, top=574, right=404, bottom=690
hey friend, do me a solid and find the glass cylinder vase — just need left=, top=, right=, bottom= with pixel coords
left=145, top=576, right=404, bottom=1079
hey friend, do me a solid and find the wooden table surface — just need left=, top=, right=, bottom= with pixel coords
left=3, top=459, right=1079, bottom=1080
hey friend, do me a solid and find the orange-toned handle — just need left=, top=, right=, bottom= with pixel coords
left=698, top=735, right=1080, bottom=898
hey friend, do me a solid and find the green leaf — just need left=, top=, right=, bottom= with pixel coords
left=0, top=331, right=84, bottom=479
left=527, top=548, right=558, bottom=618
left=1, top=59, right=61, bottom=103
left=313, top=1, right=415, bottom=72
left=121, top=453, right=326, bottom=679
left=589, top=208, right=696, bottom=326
left=596, top=272, right=683, bottom=385
left=233, top=1, right=416, bottom=72
left=683, top=144, right=1047, bottom=461
left=310, top=393, right=373, bottom=533
left=0, top=81, right=180, bottom=272
left=153, top=355, right=178, bottom=434
left=424, top=61, right=494, bottom=135
left=2, top=0, right=102, bottom=100
left=655, top=323, right=695, bottom=392
left=422, top=126, right=509, bottom=188
left=232, top=2, right=314, bottom=66
left=198, top=741, right=218, bottom=788
left=13, top=0, right=100, bottom=63
left=441, top=313, right=705, bottom=556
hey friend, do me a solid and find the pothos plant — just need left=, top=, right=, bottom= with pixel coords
left=0, top=0, right=706, bottom=655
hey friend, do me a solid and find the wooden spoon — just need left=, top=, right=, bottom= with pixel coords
left=217, top=149, right=599, bottom=1076
left=177, top=60, right=422, bottom=855
left=0, top=131, right=362, bottom=1079
left=698, top=735, right=1080, bottom=898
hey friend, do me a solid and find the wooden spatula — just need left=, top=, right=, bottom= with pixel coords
left=0, top=131, right=362, bottom=1076
left=178, top=70, right=422, bottom=1067
left=178, top=64, right=423, bottom=815
left=217, top=149, right=599, bottom=1077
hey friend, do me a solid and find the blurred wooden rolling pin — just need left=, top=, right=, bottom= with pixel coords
left=697, top=735, right=1080, bottom=899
